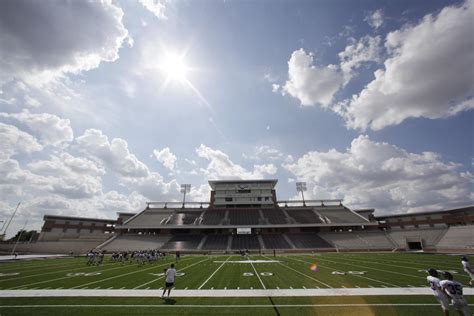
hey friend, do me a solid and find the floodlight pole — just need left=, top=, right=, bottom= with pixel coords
left=296, top=182, right=307, bottom=207
left=181, top=184, right=191, bottom=208
left=2, top=202, right=20, bottom=236
left=11, top=219, right=28, bottom=256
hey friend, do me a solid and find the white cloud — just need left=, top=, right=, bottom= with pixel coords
left=24, top=95, right=41, bottom=108
left=76, top=129, right=178, bottom=200
left=27, top=153, right=104, bottom=199
left=278, top=49, right=345, bottom=107
left=243, top=145, right=291, bottom=163
left=0, top=0, right=129, bottom=85
left=365, top=9, right=384, bottom=30
left=0, top=110, right=73, bottom=146
left=76, top=129, right=149, bottom=178
left=187, top=184, right=211, bottom=202
left=339, top=0, right=474, bottom=130
left=338, top=35, right=382, bottom=82
left=283, top=135, right=472, bottom=214
left=138, top=0, right=169, bottom=20
left=196, top=144, right=277, bottom=179
left=153, top=147, right=177, bottom=170
left=0, top=122, right=43, bottom=160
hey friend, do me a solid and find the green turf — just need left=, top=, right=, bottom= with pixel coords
left=0, top=253, right=473, bottom=315
left=0, top=296, right=473, bottom=316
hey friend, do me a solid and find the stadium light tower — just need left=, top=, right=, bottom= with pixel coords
left=296, top=182, right=307, bottom=207
left=181, top=184, right=191, bottom=208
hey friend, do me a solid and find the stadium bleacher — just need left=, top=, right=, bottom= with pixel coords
left=228, top=209, right=261, bottom=225
left=287, top=233, right=334, bottom=249
left=319, top=231, right=393, bottom=250
left=201, top=209, right=226, bottom=225
left=287, top=209, right=323, bottom=224
left=317, top=207, right=367, bottom=223
left=436, top=226, right=474, bottom=250
left=166, top=211, right=202, bottom=225
left=231, top=234, right=261, bottom=250
left=161, top=234, right=204, bottom=250
left=201, top=235, right=229, bottom=250
left=262, top=208, right=288, bottom=224
left=261, top=234, right=291, bottom=249
left=387, top=227, right=448, bottom=249
left=123, top=209, right=174, bottom=228
left=101, top=234, right=171, bottom=251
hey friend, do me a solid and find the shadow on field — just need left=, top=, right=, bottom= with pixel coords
left=161, top=298, right=177, bottom=305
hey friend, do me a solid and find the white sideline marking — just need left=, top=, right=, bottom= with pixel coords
left=198, top=256, right=231, bottom=289
left=0, top=288, right=473, bottom=297
left=3, top=303, right=474, bottom=309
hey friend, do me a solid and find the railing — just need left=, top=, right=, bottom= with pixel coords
left=146, top=201, right=210, bottom=209
left=276, top=199, right=343, bottom=207
left=146, top=199, right=343, bottom=209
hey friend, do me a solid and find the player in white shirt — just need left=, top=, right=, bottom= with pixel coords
left=162, top=263, right=177, bottom=297
left=440, top=272, right=471, bottom=316
left=461, top=256, right=474, bottom=286
left=427, top=268, right=450, bottom=316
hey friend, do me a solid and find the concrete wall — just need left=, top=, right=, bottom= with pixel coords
left=0, top=240, right=104, bottom=255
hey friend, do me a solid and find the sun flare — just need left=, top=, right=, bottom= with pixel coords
left=160, top=52, right=189, bottom=83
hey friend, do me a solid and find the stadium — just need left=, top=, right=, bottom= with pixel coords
left=0, top=179, right=473, bottom=315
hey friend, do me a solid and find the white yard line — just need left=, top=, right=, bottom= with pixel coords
left=0, top=288, right=473, bottom=297
left=198, top=256, right=231, bottom=289
left=301, top=255, right=425, bottom=280
left=267, top=256, right=332, bottom=288
left=343, top=254, right=468, bottom=270
left=8, top=264, right=131, bottom=290
left=0, top=263, right=114, bottom=283
left=327, top=255, right=471, bottom=279
left=133, top=258, right=209, bottom=290
left=250, top=260, right=266, bottom=290
left=289, top=256, right=399, bottom=287
left=73, top=257, right=196, bottom=290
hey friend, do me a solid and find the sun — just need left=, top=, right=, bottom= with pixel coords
left=160, top=52, right=190, bottom=83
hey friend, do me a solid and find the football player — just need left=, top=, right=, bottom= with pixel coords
left=461, top=256, right=474, bottom=286
left=440, top=272, right=471, bottom=316
left=427, top=268, right=450, bottom=316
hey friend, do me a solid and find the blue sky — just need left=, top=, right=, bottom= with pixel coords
left=0, top=0, right=472, bottom=236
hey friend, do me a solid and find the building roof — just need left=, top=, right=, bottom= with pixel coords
left=374, top=206, right=474, bottom=220
left=43, top=214, right=116, bottom=223
left=208, top=179, right=278, bottom=190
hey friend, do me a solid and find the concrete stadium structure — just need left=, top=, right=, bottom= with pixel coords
left=1, top=179, right=472, bottom=254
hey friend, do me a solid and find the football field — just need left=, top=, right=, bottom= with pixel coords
left=0, top=252, right=473, bottom=315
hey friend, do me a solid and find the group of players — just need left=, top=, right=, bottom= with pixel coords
left=428, top=256, right=473, bottom=316
left=86, top=249, right=168, bottom=265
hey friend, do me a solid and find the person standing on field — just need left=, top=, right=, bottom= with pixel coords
left=162, top=263, right=177, bottom=297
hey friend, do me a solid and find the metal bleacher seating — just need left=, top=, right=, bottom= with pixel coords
left=161, top=234, right=204, bottom=250
left=261, top=234, right=291, bottom=249
left=231, top=234, right=261, bottom=249
left=287, top=233, right=333, bottom=249
left=317, top=207, right=365, bottom=223
left=287, top=209, right=323, bottom=224
left=201, top=235, right=229, bottom=250
left=262, top=208, right=288, bottom=224
left=201, top=209, right=225, bottom=225
left=228, top=209, right=261, bottom=225
left=166, top=211, right=201, bottom=225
